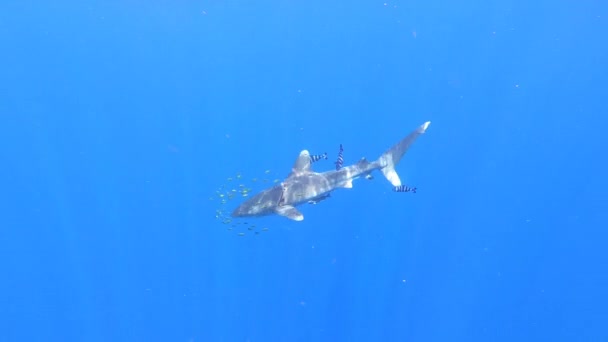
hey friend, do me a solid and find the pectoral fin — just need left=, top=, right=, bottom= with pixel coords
left=275, top=205, right=304, bottom=221
left=341, top=179, right=353, bottom=188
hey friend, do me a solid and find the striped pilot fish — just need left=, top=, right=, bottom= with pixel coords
left=393, top=185, right=417, bottom=193
left=309, top=152, right=328, bottom=163
left=334, top=144, right=344, bottom=171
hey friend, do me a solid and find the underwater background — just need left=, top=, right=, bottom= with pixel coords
left=1, top=0, right=607, bottom=341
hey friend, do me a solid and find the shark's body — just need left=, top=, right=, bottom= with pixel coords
left=231, top=121, right=431, bottom=221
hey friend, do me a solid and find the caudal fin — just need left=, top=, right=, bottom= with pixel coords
left=377, top=121, right=430, bottom=186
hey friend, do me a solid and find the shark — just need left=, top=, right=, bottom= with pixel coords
left=231, top=121, right=431, bottom=221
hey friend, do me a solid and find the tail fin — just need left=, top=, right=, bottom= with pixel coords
left=377, top=121, right=430, bottom=186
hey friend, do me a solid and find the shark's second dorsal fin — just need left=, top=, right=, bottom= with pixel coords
left=356, top=157, right=370, bottom=168
left=288, top=150, right=312, bottom=178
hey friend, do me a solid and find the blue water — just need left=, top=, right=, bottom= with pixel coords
left=1, top=1, right=607, bottom=341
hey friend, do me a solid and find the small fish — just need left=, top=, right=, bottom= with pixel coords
left=310, top=152, right=328, bottom=163
left=334, top=144, right=344, bottom=170
left=308, top=193, right=331, bottom=205
left=393, top=185, right=417, bottom=193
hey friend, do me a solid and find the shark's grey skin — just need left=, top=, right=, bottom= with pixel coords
left=231, top=121, right=431, bottom=221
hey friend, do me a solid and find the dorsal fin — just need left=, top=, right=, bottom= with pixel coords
left=287, top=150, right=312, bottom=178
left=356, top=157, right=370, bottom=168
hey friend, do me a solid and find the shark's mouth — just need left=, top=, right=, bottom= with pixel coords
left=231, top=184, right=285, bottom=218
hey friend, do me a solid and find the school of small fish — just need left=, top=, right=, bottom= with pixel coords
left=212, top=170, right=276, bottom=236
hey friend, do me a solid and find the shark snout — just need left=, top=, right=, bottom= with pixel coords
left=231, top=201, right=258, bottom=218
left=231, top=206, right=246, bottom=218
